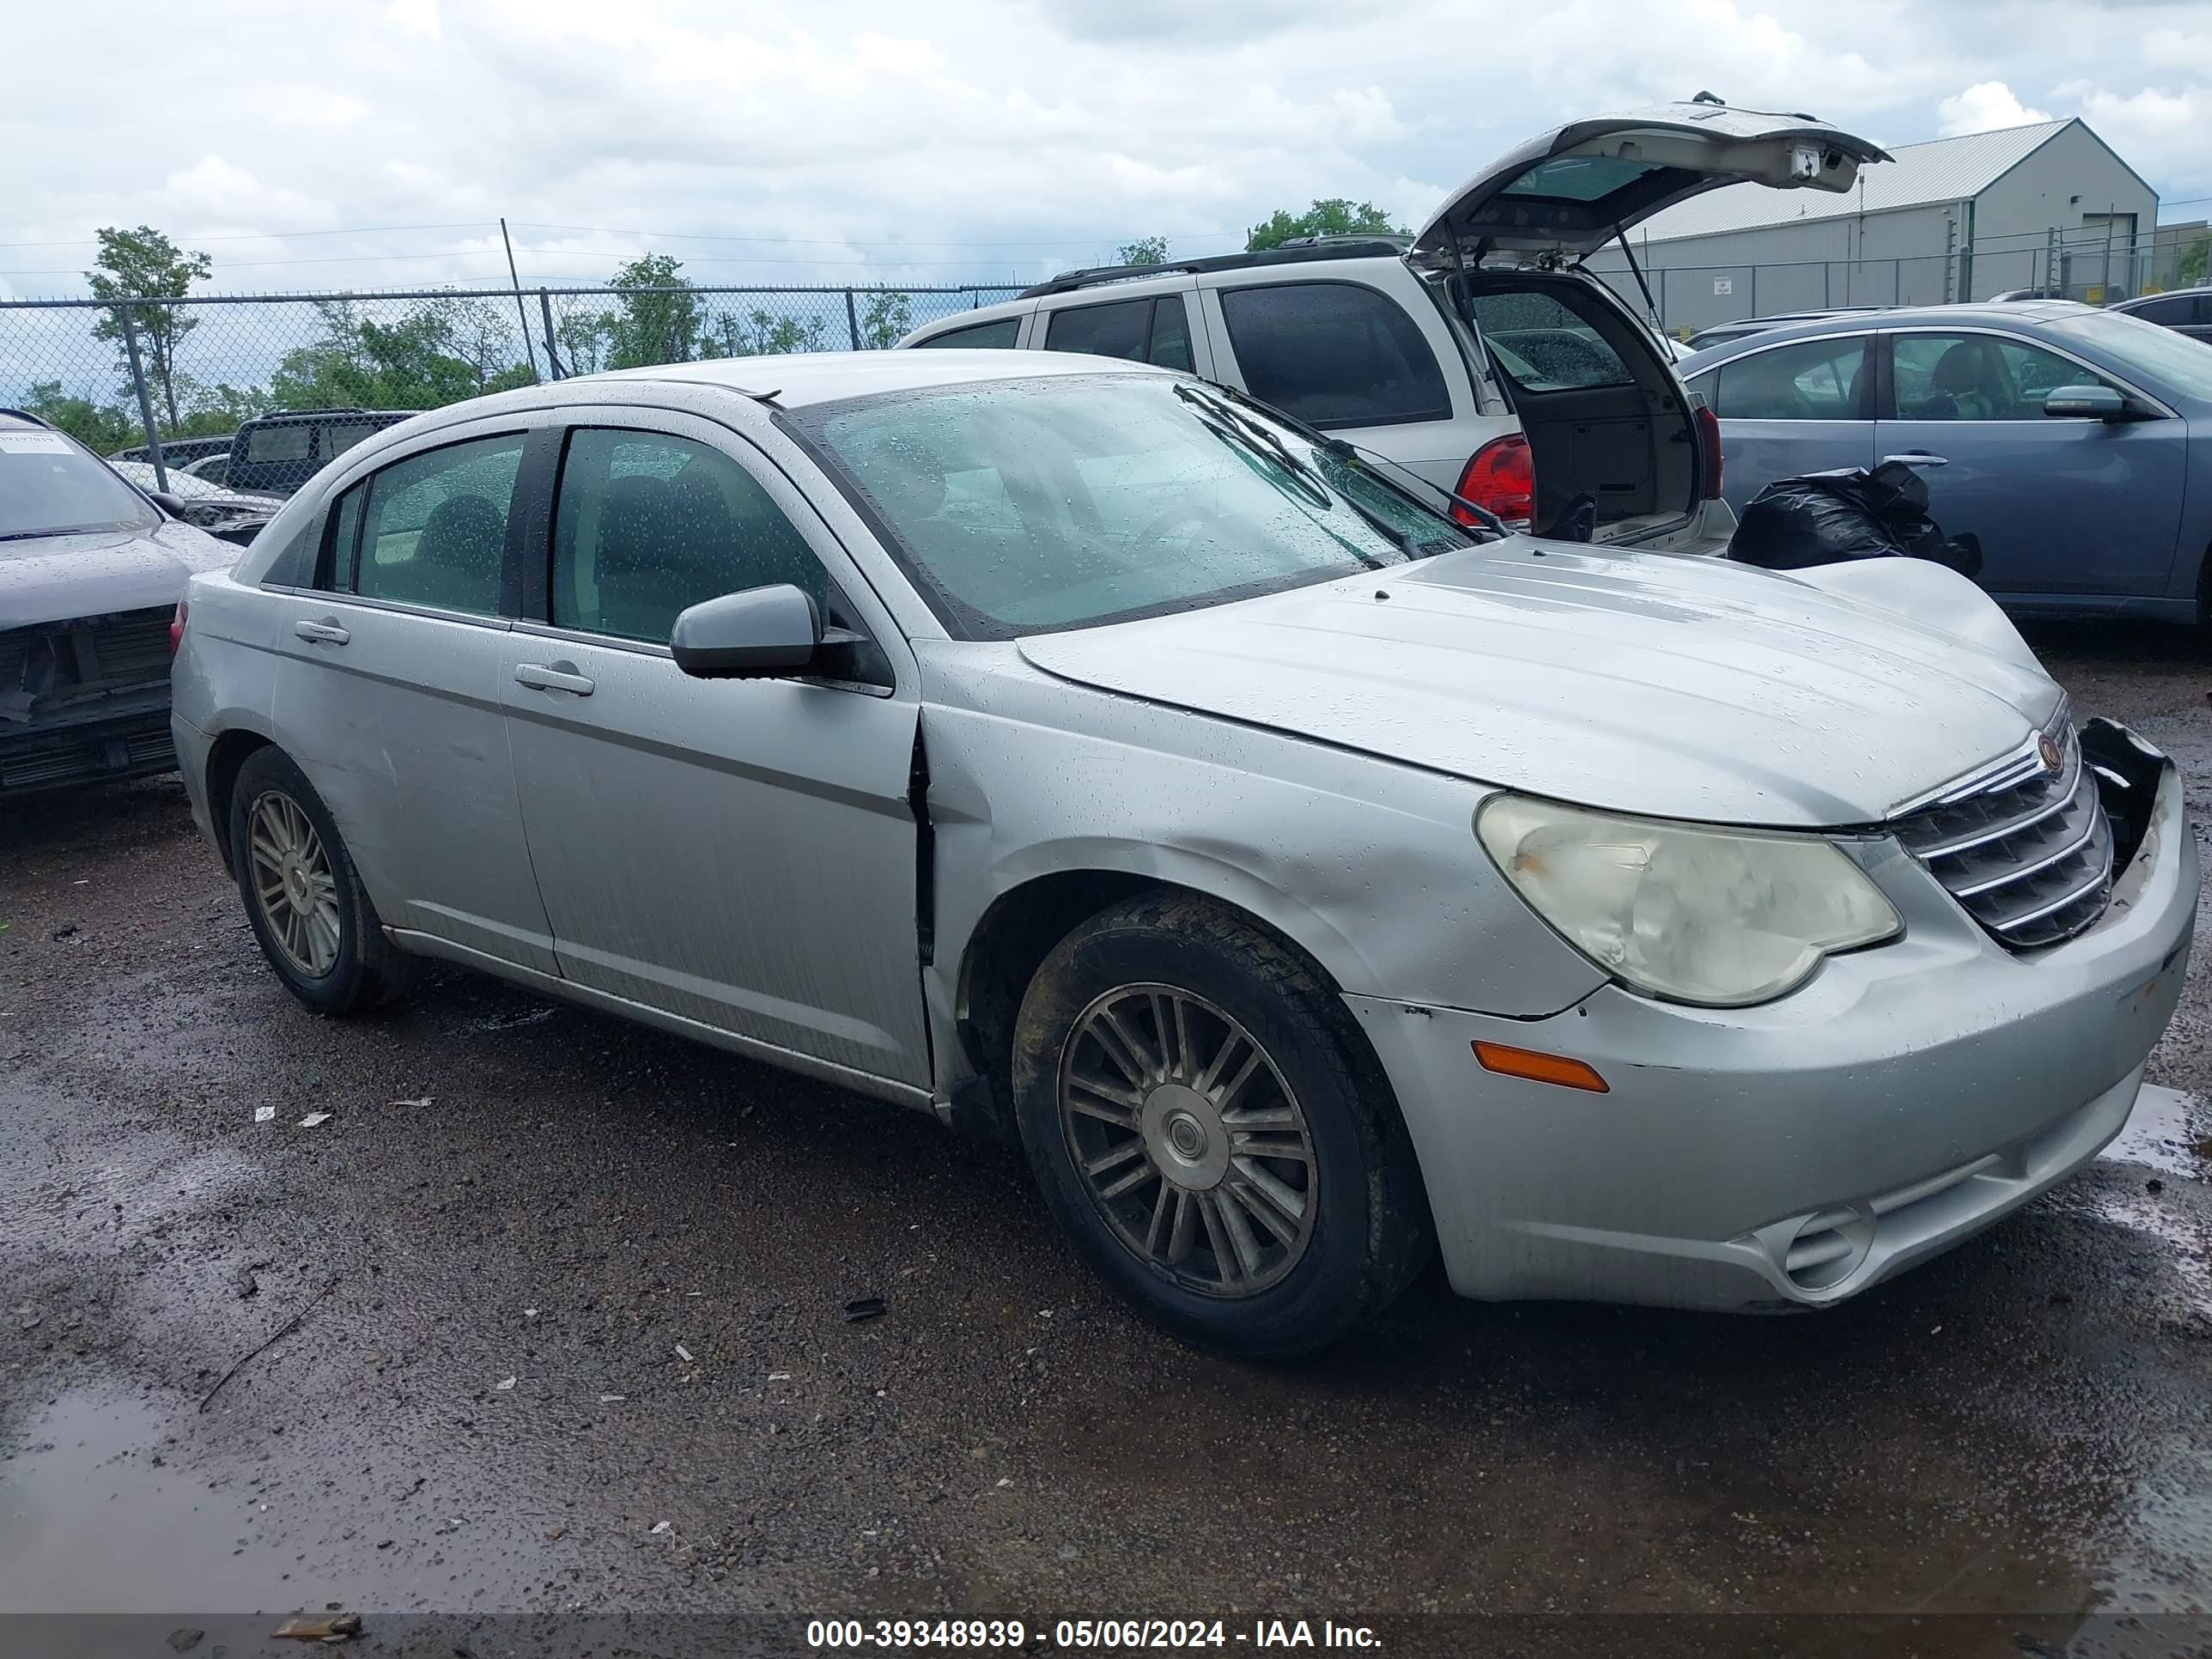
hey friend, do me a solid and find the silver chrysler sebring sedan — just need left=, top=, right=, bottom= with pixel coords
left=172, top=349, right=2197, bottom=1355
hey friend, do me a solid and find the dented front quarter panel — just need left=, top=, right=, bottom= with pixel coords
left=912, top=639, right=1608, bottom=1096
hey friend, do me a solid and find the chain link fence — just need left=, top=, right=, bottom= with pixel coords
left=0, top=283, right=1023, bottom=469
left=1586, top=222, right=2203, bottom=338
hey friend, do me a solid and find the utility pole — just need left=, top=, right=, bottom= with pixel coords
left=118, top=307, right=168, bottom=492
left=501, top=217, right=541, bottom=380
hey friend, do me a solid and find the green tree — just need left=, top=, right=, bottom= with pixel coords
left=702, top=307, right=830, bottom=357
left=21, top=380, right=138, bottom=453
left=605, top=253, right=702, bottom=369
left=1245, top=199, right=1407, bottom=252
left=2179, top=234, right=2209, bottom=287
left=1116, top=235, right=1170, bottom=266
left=555, top=307, right=612, bottom=376
left=84, top=226, right=213, bottom=430
left=857, top=289, right=913, bottom=349
left=269, top=298, right=532, bottom=410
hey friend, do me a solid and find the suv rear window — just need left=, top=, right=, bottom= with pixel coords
left=245, top=424, right=313, bottom=462
left=1218, top=283, right=1449, bottom=428
left=915, top=318, right=1022, bottom=349
left=1468, top=292, right=1632, bottom=391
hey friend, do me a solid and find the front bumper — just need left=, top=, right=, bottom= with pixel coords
left=1350, top=732, right=2197, bottom=1311
left=0, top=701, right=176, bottom=794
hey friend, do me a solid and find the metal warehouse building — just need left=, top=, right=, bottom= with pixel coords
left=1584, top=118, right=2159, bottom=335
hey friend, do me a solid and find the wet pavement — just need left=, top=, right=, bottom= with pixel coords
left=2, top=619, right=2209, bottom=1657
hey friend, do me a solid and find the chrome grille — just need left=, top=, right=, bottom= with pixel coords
left=1893, top=716, right=2114, bottom=951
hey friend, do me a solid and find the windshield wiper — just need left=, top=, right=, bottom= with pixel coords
left=1316, top=434, right=1511, bottom=540
left=1193, top=379, right=1510, bottom=542
left=1173, top=384, right=1333, bottom=504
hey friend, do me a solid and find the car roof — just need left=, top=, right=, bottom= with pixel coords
left=600, top=348, right=1170, bottom=408
left=1678, top=300, right=2098, bottom=370
left=0, top=408, right=54, bottom=431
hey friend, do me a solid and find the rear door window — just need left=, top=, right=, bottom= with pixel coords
left=2126, top=294, right=2197, bottom=327
left=1218, top=282, right=1450, bottom=428
left=1042, top=297, right=1194, bottom=369
left=349, top=434, right=526, bottom=617
left=1712, top=337, right=1869, bottom=419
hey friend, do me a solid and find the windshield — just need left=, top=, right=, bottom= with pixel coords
left=794, top=374, right=1473, bottom=638
left=2048, top=309, right=2212, bottom=403
left=0, top=429, right=158, bottom=543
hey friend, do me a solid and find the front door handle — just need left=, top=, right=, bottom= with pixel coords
left=293, top=618, right=350, bottom=645
left=1882, top=452, right=1948, bottom=467
left=514, top=660, right=596, bottom=696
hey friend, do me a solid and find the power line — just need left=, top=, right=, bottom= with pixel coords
left=511, top=220, right=1246, bottom=248
left=0, top=221, right=494, bottom=251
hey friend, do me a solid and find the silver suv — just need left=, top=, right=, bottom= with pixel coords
left=902, top=101, right=1887, bottom=550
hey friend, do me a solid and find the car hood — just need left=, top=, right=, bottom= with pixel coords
left=0, top=520, right=239, bottom=629
left=1015, top=544, right=2058, bottom=829
left=1414, top=102, right=1889, bottom=262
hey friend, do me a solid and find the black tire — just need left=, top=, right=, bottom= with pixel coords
left=1011, top=891, right=1431, bottom=1357
left=228, top=747, right=418, bottom=1015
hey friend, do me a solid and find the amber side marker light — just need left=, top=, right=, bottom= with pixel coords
left=1472, top=1041, right=1610, bottom=1094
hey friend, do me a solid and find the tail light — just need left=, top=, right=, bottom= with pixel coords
left=169, top=601, right=187, bottom=655
left=1695, top=404, right=1724, bottom=500
left=1454, top=434, right=1535, bottom=530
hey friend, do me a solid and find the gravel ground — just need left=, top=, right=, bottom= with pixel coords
left=2, top=619, right=2208, bottom=1658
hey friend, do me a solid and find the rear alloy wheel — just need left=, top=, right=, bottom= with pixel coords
left=1059, top=984, right=1317, bottom=1297
left=1012, top=892, right=1430, bottom=1357
left=246, top=790, right=342, bottom=978
left=227, top=746, right=418, bottom=1015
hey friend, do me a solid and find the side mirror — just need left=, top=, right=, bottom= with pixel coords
left=670, top=584, right=823, bottom=679
left=149, top=490, right=191, bottom=517
left=2043, top=385, right=2127, bottom=421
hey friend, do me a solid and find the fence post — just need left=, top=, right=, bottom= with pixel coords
left=845, top=289, right=863, bottom=350
left=1893, top=258, right=1902, bottom=304
left=538, top=289, right=563, bottom=380
left=118, top=306, right=168, bottom=492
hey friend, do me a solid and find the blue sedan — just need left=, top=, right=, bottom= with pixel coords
left=1678, top=301, right=2212, bottom=621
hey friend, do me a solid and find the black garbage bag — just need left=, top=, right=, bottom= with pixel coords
left=1729, top=460, right=1981, bottom=579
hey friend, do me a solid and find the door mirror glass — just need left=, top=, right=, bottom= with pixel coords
left=2043, top=385, right=2126, bottom=420
left=670, top=584, right=823, bottom=678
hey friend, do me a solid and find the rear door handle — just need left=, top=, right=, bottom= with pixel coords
left=514, top=660, right=595, bottom=696
left=293, top=618, right=350, bottom=644
left=1882, top=452, right=1948, bottom=466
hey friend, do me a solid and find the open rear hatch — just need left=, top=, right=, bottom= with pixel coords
left=1413, top=102, right=1887, bottom=546
left=1414, top=102, right=1890, bottom=264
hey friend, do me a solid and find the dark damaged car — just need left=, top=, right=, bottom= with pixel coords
left=1, top=410, right=237, bottom=794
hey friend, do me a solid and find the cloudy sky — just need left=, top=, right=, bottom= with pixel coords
left=3, top=0, right=2209, bottom=300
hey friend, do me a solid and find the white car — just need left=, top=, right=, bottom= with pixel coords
left=171, top=349, right=2195, bottom=1356
left=902, top=101, right=1889, bottom=550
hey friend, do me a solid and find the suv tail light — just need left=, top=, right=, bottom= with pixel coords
left=1695, top=404, right=1724, bottom=500
left=169, top=601, right=187, bottom=655
left=1455, top=435, right=1535, bottom=530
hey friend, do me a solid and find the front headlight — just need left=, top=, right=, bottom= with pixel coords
left=1475, top=796, right=1902, bottom=1006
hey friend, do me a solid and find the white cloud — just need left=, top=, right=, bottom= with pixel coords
left=1936, top=81, right=2054, bottom=137
left=0, top=0, right=2206, bottom=312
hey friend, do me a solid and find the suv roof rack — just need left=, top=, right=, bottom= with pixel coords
left=244, top=406, right=381, bottom=421
left=1019, top=238, right=1413, bottom=299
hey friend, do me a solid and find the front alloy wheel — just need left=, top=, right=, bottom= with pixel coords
left=1060, top=984, right=1319, bottom=1297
